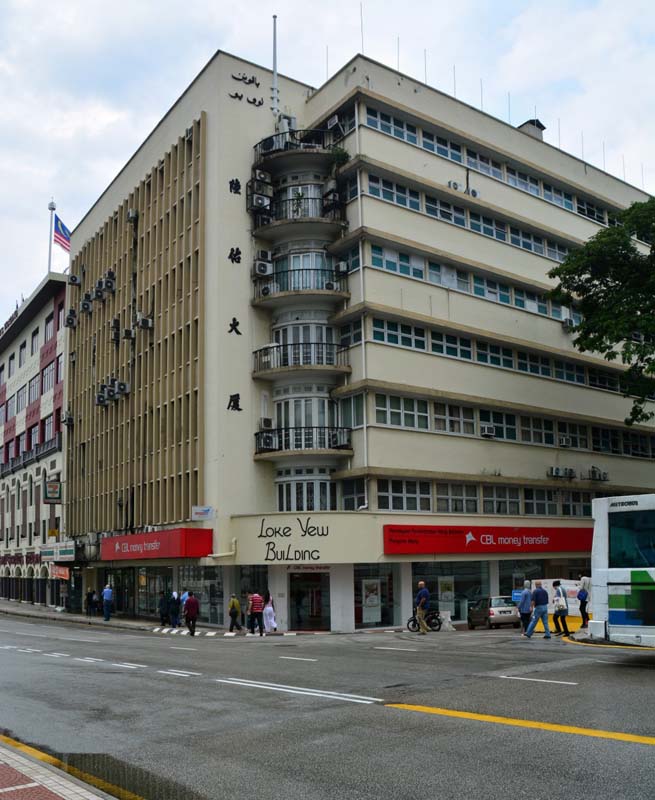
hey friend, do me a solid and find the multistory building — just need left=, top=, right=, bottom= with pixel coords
left=0, top=274, right=69, bottom=607
left=67, top=50, right=653, bottom=630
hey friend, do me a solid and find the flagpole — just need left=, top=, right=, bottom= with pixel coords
left=47, top=199, right=56, bottom=274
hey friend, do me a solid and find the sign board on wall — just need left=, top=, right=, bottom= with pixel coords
left=51, top=565, right=70, bottom=581
left=100, top=529, right=213, bottom=561
left=384, top=525, right=593, bottom=556
left=43, top=481, right=62, bottom=504
left=192, top=506, right=215, bottom=521
left=39, top=541, right=75, bottom=562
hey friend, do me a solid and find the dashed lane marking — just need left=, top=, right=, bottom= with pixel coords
left=216, top=677, right=384, bottom=704
left=499, top=675, right=578, bottom=686
left=279, top=656, right=318, bottom=662
left=170, top=647, right=197, bottom=651
left=374, top=646, right=418, bottom=653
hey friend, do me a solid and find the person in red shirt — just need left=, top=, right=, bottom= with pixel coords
left=184, top=591, right=200, bottom=636
left=248, top=590, right=265, bottom=636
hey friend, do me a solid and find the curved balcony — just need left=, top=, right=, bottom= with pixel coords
left=254, top=129, right=336, bottom=172
left=253, top=342, right=350, bottom=380
left=254, top=426, right=353, bottom=459
left=253, top=269, right=349, bottom=305
left=253, top=197, right=346, bottom=243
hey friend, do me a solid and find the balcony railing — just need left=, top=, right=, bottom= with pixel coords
left=0, top=432, right=62, bottom=477
left=254, top=197, right=344, bottom=228
left=254, top=342, right=349, bottom=373
left=255, top=426, right=352, bottom=454
left=254, top=269, right=347, bottom=301
left=254, top=129, right=335, bottom=164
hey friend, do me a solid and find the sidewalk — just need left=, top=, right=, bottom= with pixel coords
left=0, top=737, right=115, bottom=800
left=0, top=599, right=153, bottom=633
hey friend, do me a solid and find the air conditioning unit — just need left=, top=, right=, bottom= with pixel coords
left=563, top=468, right=576, bottom=478
left=259, top=432, right=278, bottom=451
left=562, top=318, right=575, bottom=332
left=324, top=281, right=336, bottom=291
left=259, top=417, right=273, bottom=430
left=93, top=288, right=105, bottom=301
left=448, top=180, right=461, bottom=191
left=127, top=209, right=138, bottom=224
left=548, top=466, right=563, bottom=478
left=257, top=249, right=273, bottom=262
left=260, top=283, right=278, bottom=297
left=122, top=328, right=135, bottom=340
left=335, top=261, right=349, bottom=274
left=68, top=274, right=81, bottom=286
left=106, top=270, right=116, bottom=281
left=253, top=261, right=274, bottom=277
left=105, top=385, right=117, bottom=401
left=64, top=315, right=77, bottom=328
left=103, top=278, right=116, bottom=293
left=328, top=432, right=341, bottom=449
left=62, top=412, right=74, bottom=427
left=250, top=194, right=271, bottom=210
left=588, top=467, right=609, bottom=482
left=324, top=178, right=338, bottom=195
left=326, top=115, right=340, bottom=130
left=559, top=435, right=572, bottom=448
left=116, top=381, right=131, bottom=396
left=469, top=188, right=480, bottom=199
left=80, top=300, right=92, bottom=314
left=95, top=393, right=107, bottom=407
left=253, top=169, right=271, bottom=184
left=83, top=292, right=92, bottom=301
left=138, top=317, right=154, bottom=330
left=480, top=424, right=496, bottom=438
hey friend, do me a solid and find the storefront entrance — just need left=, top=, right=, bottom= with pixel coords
left=289, top=572, right=330, bottom=631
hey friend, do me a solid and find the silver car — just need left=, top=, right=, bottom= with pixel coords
left=467, top=596, right=521, bottom=629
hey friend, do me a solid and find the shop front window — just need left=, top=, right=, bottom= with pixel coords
left=354, top=564, right=399, bottom=629
left=137, top=566, right=174, bottom=617
left=177, top=565, right=224, bottom=625
left=412, top=562, right=489, bottom=621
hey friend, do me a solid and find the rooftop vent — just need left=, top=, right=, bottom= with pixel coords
left=517, top=118, right=546, bottom=141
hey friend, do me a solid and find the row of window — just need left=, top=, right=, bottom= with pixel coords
left=364, top=105, right=617, bottom=228
left=370, top=244, right=581, bottom=324
left=0, top=356, right=63, bottom=426
left=367, top=174, right=570, bottom=262
left=0, top=305, right=62, bottom=387
left=371, top=317, right=622, bottom=394
left=371, top=393, right=655, bottom=459
left=2, top=413, right=58, bottom=463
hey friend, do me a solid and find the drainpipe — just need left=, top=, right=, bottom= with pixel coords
left=207, top=537, right=238, bottom=559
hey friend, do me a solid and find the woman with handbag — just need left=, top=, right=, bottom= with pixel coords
left=552, top=580, right=570, bottom=636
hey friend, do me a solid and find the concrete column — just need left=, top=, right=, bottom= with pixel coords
left=398, top=561, right=413, bottom=627
left=330, top=564, right=354, bottom=632
left=489, top=559, right=500, bottom=596
left=267, top=564, right=288, bottom=632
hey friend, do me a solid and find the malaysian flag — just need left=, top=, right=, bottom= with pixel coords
left=53, top=214, right=71, bottom=252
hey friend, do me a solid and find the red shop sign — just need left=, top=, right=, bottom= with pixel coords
left=100, top=528, right=213, bottom=561
left=383, top=524, right=593, bottom=556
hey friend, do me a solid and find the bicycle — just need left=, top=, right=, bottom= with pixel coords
left=407, top=608, right=442, bottom=633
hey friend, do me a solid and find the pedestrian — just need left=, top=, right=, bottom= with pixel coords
left=92, top=590, right=99, bottom=616
left=414, top=580, right=431, bottom=635
left=518, top=580, right=532, bottom=633
left=101, top=584, right=113, bottom=622
left=577, top=575, right=590, bottom=629
left=552, top=580, right=570, bottom=637
left=249, top=589, right=265, bottom=636
left=184, top=590, right=200, bottom=636
left=180, top=587, right=189, bottom=616
left=85, top=589, right=95, bottom=617
left=263, top=590, right=277, bottom=633
left=228, top=593, right=242, bottom=632
left=157, top=591, right=169, bottom=626
left=522, top=580, right=551, bottom=639
left=169, top=591, right=181, bottom=628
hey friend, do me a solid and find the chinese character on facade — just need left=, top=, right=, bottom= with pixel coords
left=227, top=393, right=242, bottom=411
left=228, top=247, right=242, bottom=264
left=228, top=317, right=242, bottom=335
left=229, top=179, right=241, bottom=195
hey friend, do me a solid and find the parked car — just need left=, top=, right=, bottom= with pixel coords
left=467, top=596, right=520, bottom=629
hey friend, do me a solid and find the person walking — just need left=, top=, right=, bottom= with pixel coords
left=263, top=591, right=277, bottom=633
left=522, top=580, right=551, bottom=639
left=552, top=580, right=570, bottom=636
left=92, top=590, right=100, bottom=616
left=168, top=591, right=181, bottom=628
left=180, top=588, right=189, bottom=615
left=228, top=593, right=242, bottom=632
left=518, top=580, right=533, bottom=633
left=249, top=590, right=265, bottom=636
left=577, top=575, right=590, bottom=629
left=101, top=584, right=113, bottom=622
left=184, top=590, right=200, bottom=636
left=85, top=589, right=95, bottom=617
left=414, top=580, right=431, bottom=635
left=157, top=591, right=169, bottom=626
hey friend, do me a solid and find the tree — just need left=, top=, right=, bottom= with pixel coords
left=549, top=197, right=655, bottom=424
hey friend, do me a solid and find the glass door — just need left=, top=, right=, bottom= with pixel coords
left=289, top=572, right=331, bottom=631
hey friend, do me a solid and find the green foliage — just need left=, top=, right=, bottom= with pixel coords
left=549, top=197, right=655, bottom=424
left=329, top=146, right=350, bottom=170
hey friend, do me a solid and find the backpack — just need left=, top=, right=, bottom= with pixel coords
left=577, top=589, right=588, bottom=602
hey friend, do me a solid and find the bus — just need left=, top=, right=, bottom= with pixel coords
left=590, top=494, right=655, bottom=646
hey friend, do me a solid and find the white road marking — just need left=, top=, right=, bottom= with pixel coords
left=112, top=663, right=138, bottom=669
left=120, top=663, right=147, bottom=668
left=206, top=632, right=217, bottom=637
left=160, top=628, right=170, bottom=633
left=0, top=782, right=40, bottom=792
left=279, top=656, right=318, bottom=662
left=499, top=675, right=578, bottom=686
left=283, top=632, right=297, bottom=636
left=216, top=678, right=382, bottom=704
left=153, top=628, right=161, bottom=632
left=170, top=647, right=197, bottom=651
left=17, top=648, right=41, bottom=653
left=50, top=652, right=70, bottom=657
left=223, top=633, right=237, bottom=638
left=374, top=646, right=418, bottom=653
left=158, top=670, right=192, bottom=677
left=74, top=657, right=105, bottom=663
left=43, top=653, right=64, bottom=658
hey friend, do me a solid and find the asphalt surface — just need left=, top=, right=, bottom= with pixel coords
left=1, top=617, right=654, bottom=800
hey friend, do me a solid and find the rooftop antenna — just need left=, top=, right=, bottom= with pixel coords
left=622, top=154, right=626, bottom=181
left=581, top=131, right=584, bottom=161
left=453, top=65, right=457, bottom=98
left=507, top=92, right=511, bottom=123
left=641, top=163, right=645, bottom=190
left=424, top=49, right=427, bottom=83
left=602, top=141, right=606, bottom=170
left=397, top=36, right=400, bottom=71
left=360, top=2, right=364, bottom=53
left=557, top=118, right=561, bottom=149
left=480, top=79, right=483, bottom=111
left=271, top=15, right=279, bottom=119
left=326, top=45, right=329, bottom=81
left=47, top=198, right=56, bottom=274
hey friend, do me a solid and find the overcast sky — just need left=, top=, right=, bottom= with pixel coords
left=0, top=0, right=653, bottom=320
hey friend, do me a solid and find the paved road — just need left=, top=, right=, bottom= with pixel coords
left=1, top=617, right=654, bottom=799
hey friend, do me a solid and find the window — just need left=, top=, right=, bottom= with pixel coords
left=0, top=365, right=4, bottom=386
left=345, top=176, right=358, bottom=201
left=44, top=314, right=54, bottom=341
left=588, top=369, right=620, bottom=392
left=434, top=403, right=475, bottom=435
left=57, top=302, right=65, bottom=331
left=546, top=241, right=569, bottom=262
left=6, top=395, right=15, bottom=420
left=473, top=276, right=510, bottom=304
left=339, top=320, right=362, bottom=347
left=421, top=131, right=462, bottom=162
left=479, top=409, right=517, bottom=440
left=8, top=354, right=15, bottom=378
left=371, top=245, right=423, bottom=278
left=520, top=416, right=555, bottom=445
left=577, top=199, right=606, bottom=224
left=561, top=491, right=592, bottom=517
left=276, top=471, right=337, bottom=512
left=368, top=175, right=419, bottom=210
left=425, top=195, right=466, bottom=226
left=31, top=328, right=39, bottom=355
left=476, top=342, right=514, bottom=369
left=436, top=483, right=478, bottom=513
left=510, top=228, right=544, bottom=256
left=543, top=184, right=574, bottom=211
left=554, top=360, right=585, bottom=384
left=16, top=385, right=26, bottom=413
left=42, top=414, right=54, bottom=443
left=431, top=331, right=472, bottom=359
left=466, top=149, right=503, bottom=180
left=342, top=479, right=366, bottom=511
left=18, top=342, right=26, bottom=368
left=469, top=213, right=507, bottom=241
left=517, top=352, right=551, bottom=377
left=340, top=395, right=364, bottom=428
left=28, top=375, right=40, bottom=405
left=377, top=479, right=431, bottom=511
left=514, top=289, right=548, bottom=315
left=622, top=431, right=651, bottom=458
left=56, top=353, right=64, bottom=384
left=375, top=394, right=429, bottom=429
left=16, top=432, right=26, bottom=456
left=28, top=423, right=39, bottom=449
left=592, top=427, right=621, bottom=455
left=41, top=361, right=56, bottom=393
left=524, top=489, right=558, bottom=516
left=373, top=319, right=426, bottom=350
left=558, top=422, right=589, bottom=450
left=0, top=405, right=4, bottom=425
left=483, top=486, right=520, bottom=515
left=506, top=167, right=540, bottom=196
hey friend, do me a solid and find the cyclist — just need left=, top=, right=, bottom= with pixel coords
left=414, top=580, right=431, bottom=635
